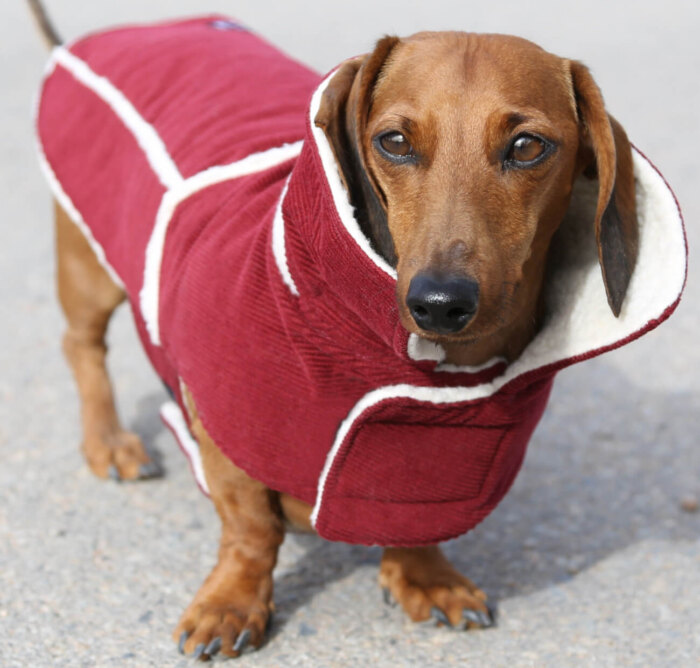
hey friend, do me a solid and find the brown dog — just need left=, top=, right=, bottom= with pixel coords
left=31, top=2, right=639, bottom=660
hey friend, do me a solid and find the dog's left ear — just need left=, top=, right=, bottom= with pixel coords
left=315, top=37, right=401, bottom=265
left=570, top=61, right=639, bottom=317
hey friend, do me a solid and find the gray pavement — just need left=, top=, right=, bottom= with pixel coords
left=1, top=1, right=699, bottom=666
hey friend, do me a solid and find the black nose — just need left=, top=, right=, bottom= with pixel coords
left=406, top=273, right=479, bottom=334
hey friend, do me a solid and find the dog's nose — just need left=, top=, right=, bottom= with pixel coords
left=406, top=273, right=479, bottom=334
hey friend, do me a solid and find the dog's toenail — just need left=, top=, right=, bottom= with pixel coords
left=233, top=628, right=251, bottom=653
left=178, top=630, right=189, bottom=654
left=430, top=606, right=452, bottom=627
left=479, top=609, right=495, bottom=627
left=382, top=587, right=395, bottom=606
left=205, top=637, right=222, bottom=656
left=463, top=609, right=481, bottom=625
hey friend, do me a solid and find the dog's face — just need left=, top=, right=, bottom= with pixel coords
left=364, top=34, right=582, bottom=344
left=316, top=32, right=638, bottom=351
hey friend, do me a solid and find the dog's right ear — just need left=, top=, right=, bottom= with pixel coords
left=314, top=37, right=400, bottom=265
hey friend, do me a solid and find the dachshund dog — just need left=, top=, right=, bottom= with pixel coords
left=30, top=1, right=643, bottom=660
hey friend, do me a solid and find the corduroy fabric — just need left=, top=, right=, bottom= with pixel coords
left=36, top=17, right=686, bottom=547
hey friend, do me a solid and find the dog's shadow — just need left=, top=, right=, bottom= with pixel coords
left=269, top=535, right=383, bottom=639
left=265, top=359, right=700, bottom=630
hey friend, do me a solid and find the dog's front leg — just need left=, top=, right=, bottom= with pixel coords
left=379, top=546, right=494, bottom=629
left=174, top=388, right=284, bottom=660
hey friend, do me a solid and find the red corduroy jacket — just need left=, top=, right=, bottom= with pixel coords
left=36, top=17, right=687, bottom=546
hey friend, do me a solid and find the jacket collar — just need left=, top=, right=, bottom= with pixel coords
left=277, top=72, right=687, bottom=393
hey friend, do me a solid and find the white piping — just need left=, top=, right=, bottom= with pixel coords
left=310, top=381, right=506, bottom=526
left=43, top=46, right=304, bottom=346
left=43, top=50, right=58, bottom=79
left=50, top=47, right=183, bottom=189
left=308, top=72, right=397, bottom=280
left=140, top=141, right=303, bottom=345
left=172, top=141, right=302, bottom=198
left=160, top=401, right=210, bottom=495
left=37, top=146, right=125, bottom=289
left=34, top=47, right=125, bottom=289
left=271, top=175, right=299, bottom=296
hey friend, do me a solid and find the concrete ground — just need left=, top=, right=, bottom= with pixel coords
left=1, top=0, right=699, bottom=666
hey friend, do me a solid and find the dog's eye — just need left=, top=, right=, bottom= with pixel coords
left=380, top=132, right=411, bottom=156
left=375, top=131, right=416, bottom=162
left=504, top=133, right=551, bottom=168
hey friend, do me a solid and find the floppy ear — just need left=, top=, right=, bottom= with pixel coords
left=314, top=37, right=400, bottom=265
left=314, top=58, right=363, bottom=193
left=570, top=61, right=639, bottom=317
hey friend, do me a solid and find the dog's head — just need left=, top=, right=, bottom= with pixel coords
left=315, top=32, right=638, bottom=353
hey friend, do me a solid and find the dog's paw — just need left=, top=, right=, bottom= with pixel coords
left=173, top=580, right=273, bottom=660
left=82, top=429, right=161, bottom=481
left=379, top=546, right=494, bottom=629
